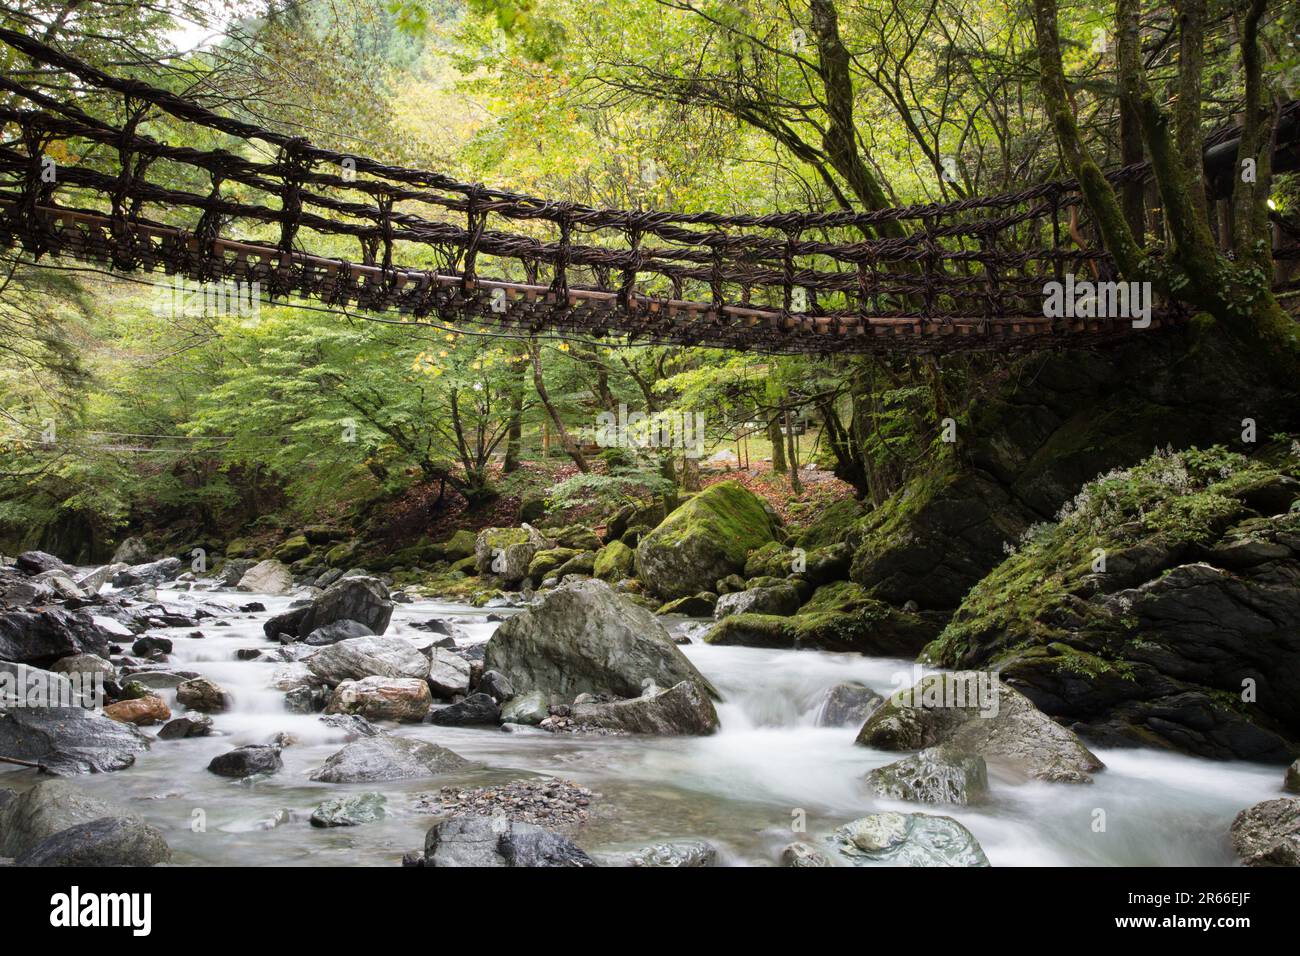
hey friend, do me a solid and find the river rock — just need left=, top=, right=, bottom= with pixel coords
left=218, top=559, right=256, bottom=587
left=486, top=579, right=718, bottom=701
left=0, top=607, right=112, bottom=667
left=500, top=690, right=549, bottom=725
left=865, top=746, right=989, bottom=805
left=208, top=744, right=282, bottom=778
left=112, top=537, right=153, bottom=565
left=104, top=695, right=171, bottom=726
left=634, top=481, right=781, bottom=600
left=827, top=812, right=989, bottom=867
left=15, top=815, right=171, bottom=867
left=1230, top=798, right=1300, bottom=866
left=1287, top=760, right=1300, bottom=794
left=0, top=707, right=149, bottom=774
left=656, top=593, right=718, bottom=616
left=781, top=842, right=835, bottom=867
left=112, top=557, right=182, bottom=588
left=475, top=525, right=554, bottom=586
left=317, top=713, right=381, bottom=738
left=49, top=653, right=114, bottom=680
left=815, top=681, right=884, bottom=727
left=131, top=635, right=173, bottom=657
left=325, top=676, right=432, bottom=722
left=428, top=692, right=500, bottom=726
left=310, top=792, right=387, bottom=827
left=714, top=584, right=801, bottom=619
left=157, top=714, right=213, bottom=739
left=304, top=619, right=374, bottom=646
left=566, top=680, right=719, bottom=735
left=294, top=576, right=393, bottom=637
left=306, top=635, right=428, bottom=684
left=477, top=669, right=514, bottom=702
left=176, top=676, right=229, bottom=712
left=15, top=551, right=70, bottom=575
left=311, top=736, right=471, bottom=783
left=597, top=840, right=717, bottom=867
left=0, top=779, right=145, bottom=858
left=36, top=571, right=85, bottom=601
left=237, top=559, right=294, bottom=594
left=422, top=814, right=596, bottom=867
left=75, top=564, right=123, bottom=595
left=428, top=648, right=472, bottom=698
left=856, top=673, right=1104, bottom=783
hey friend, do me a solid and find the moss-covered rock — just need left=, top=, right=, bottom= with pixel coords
left=656, top=593, right=718, bottom=617
left=635, top=481, right=782, bottom=600
left=796, top=497, right=868, bottom=551
left=593, top=540, right=635, bottom=581
left=925, top=443, right=1300, bottom=762
left=432, top=529, right=477, bottom=562
left=273, top=534, right=312, bottom=563
left=553, top=551, right=596, bottom=579
left=324, top=539, right=361, bottom=568
left=544, top=524, right=602, bottom=551
left=474, top=526, right=553, bottom=586
left=527, top=547, right=581, bottom=581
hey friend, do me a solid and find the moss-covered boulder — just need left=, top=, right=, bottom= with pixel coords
left=527, top=548, right=581, bottom=581
left=593, top=540, right=635, bottom=581
left=635, top=481, right=782, bottom=600
left=795, top=497, right=867, bottom=551
left=273, top=534, right=312, bottom=563
left=544, top=524, right=602, bottom=551
left=553, top=551, right=596, bottom=579
left=324, top=539, right=361, bottom=568
left=474, top=526, right=553, bottom=586
left=656, top=593, right=718, bottom=617
left=702, top=583, right=935, bottom=655
left=432, top=530, right=477, bottom=562
left=925, top=444, right=1300, bottom=762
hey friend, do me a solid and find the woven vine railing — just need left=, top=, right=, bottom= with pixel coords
left=0, top=26, right=1295, bottom=355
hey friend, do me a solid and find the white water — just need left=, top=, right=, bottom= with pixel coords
left=1, top=587, right=1282, bottom=866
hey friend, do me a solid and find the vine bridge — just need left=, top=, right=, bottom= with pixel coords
left=1, top=27, right=1297, bottom=355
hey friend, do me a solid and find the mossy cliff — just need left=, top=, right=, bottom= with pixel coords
left=924, top=443, right=1300, bottom=762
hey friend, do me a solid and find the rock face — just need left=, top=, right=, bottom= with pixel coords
left=635, top=481, right=781, bottom=600
left=825, top=812, right=989, bottom=867
left=236, top=559, right=294, bottom=594
left=294, top=577, right=393, bottom=638
left=926, top=448, right=1300, bottom=762
left=865, top=746, right=989, bottom=805
left=1230, top=798, right=1300, bottom=866
left=856, top=673, right=1104, bottom=783
left=815, top=682, right=884, bottom=727
left=207, top=744, right=282, bottom=778
left=325, top=677, right=432, bottom=722
left=422, top=815, right=596, bottom=867
left=714, top=584, right=801, bottom=619
left=306, top=636, right=429, bottom=684
left=311, top=736, right=471, bottom=783
left=0, top=608, right=112, bottom=667
left=112, top=557, right=182, bottom=588
left=0, top=707, right=149, bottom=774
left=486, top=580, right=719, bottom=701
left=567, top=681, right=720, bottom=735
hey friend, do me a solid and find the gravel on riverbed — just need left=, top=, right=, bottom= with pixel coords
left=414, top=779, right=598, bottom=829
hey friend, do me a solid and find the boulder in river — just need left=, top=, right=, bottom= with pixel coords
left=485, top=579, right=718, bottom=702
left=306, top=635, right=429, bottom=685
left=475, top=525, right=554, bottom=586
left=1287, top=760, right=1300, bottom=794
left=1230, top=798, right=1300, bottom=866
left=428, top=648, right=472, bottom=698
left=303, top=619, right=374, bottom=646
left=103, top=694, right=171, bottom=726
left=596, top=840, right=718, bottom=867
left=815, top=681, right=884, bottom=728
left=207, top=744, right=283, bottom=778
left=236, top=559, right=294, bottom=595
left=865, top=745, right=989, bottom=805
left=714, top=584, right=801, bottom=619
left=15, top=551, right=71, bottom=575
left=157, top=714, right=214, bottom=739
left=310, top=792, right=387, bottom=828
left=294, top=576, right=393, bottom=637
left=0, top=607, right=112, bottom=667
left=856, top=672, right=1104, bottom=783
left=0, top=707, right=149, bottom=774
left=324, top=676, right=432, bottom=722
left=826, top=812, right=989, bottom=867
left=0, top=779, right=170, bottom=866
left=655, top=593, right=718, bottom=617
left=311, top=735, right=471, bottom=783
left=421, top=814, right=596, bottom=867
left=112, top=536, right=153, bottom=565
left=112, top=557, right=182, bottom=588
left=500, top=690, right=549, bottom=725
left=780, top=842, right=835, bottom=867
left=176, top=676, right=229, bottom=713
left=428, top=692, right=500, bottom=726
left=634, top=481, right=781, bottom=600
left=565, top=681, right=719, bottom=735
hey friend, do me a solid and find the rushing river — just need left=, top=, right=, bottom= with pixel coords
left=1, top=586, right=1281, bottom=866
